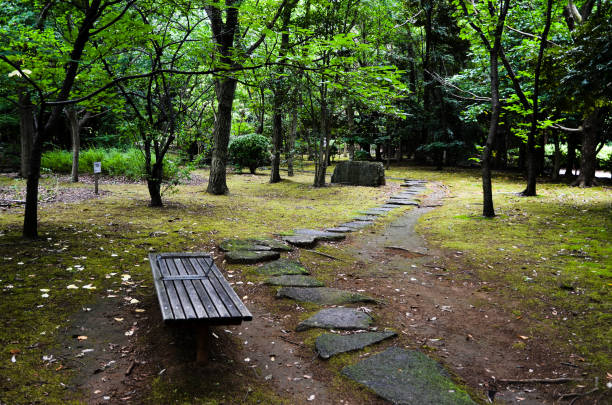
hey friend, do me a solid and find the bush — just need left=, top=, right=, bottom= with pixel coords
left=41, top=150, right=72, bottom=173
left=228, top=134, right=270, bottom=174
left=353, top=149, right=371, bottom=161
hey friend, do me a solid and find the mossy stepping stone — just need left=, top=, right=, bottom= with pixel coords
left=277, top=287, right=377, bottom=305
left=225, top=250, right=280, bottom=264
left=219, top=238, right=292, bottom=252
left=339, top=221, right=372, bottom=229
left=341, top=348, right=476, bottom=405
left=257, top=259, right=309, bottom=276
left=293, top=229, right=346, bottom=242
left=283, top=234, right=317, bottom=248
left=325, top=226, right=353, bottom=233
left=265, top=275, right=324, bottom=287
left=353, top=215, right=378, bottom=222
left=380, top=204, right=401, bottom=209
left=316, top=331, right=397, bottom=359
left=296, top=308, right=373, bottom=331
left=386, top=200, right=419, bottom=206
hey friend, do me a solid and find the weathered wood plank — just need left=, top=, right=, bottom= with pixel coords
left=172, top=258, right=208, bottom=318
left=201, top=257, right=253, bottom=320
left=164, top=259, right=198, bottom=319
left=195, top=257, right=242, bottom=318
left=181, top=258, right=221, bottom=318
left=149, top=254, right=174, bottom=322
left=156, top=257, right=187, bottom=320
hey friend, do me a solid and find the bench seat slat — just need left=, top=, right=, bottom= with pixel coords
left=197, top=257, right=253, bottom=320
left=172, top=258, right=208, bottom=318
left=151, top=253, right=251, bottom=324
left=154, top=255, right=186, bottom=320
left=149, top=254, right=175, bottom=321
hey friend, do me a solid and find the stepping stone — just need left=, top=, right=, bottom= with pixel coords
left=380, top=204, right=401, bottom=209
left=342, top=348, right=476, bottom=405
left=225, top=250, right=280, bottom=264
left=316, top=331, right=397, bottom=359
left=293, top=229, right=346, bottom=242
left=359, top=210, right=386, bottom=216
left=257, top=259, right=309, bottom=276
left=296, top=307, right=373, bottom=331
left=339, top=221, right=372, bottom=230
left=265, top=275, right=324, bottom=287
left=283, top=234, right=317, bottom=248
left=352, top=215, right=378, bottom=222
left=219, top=238, right=292, bottom=252
left=277, top=287, right=377, bottom=305
left=386, top=200, right=419, bottom=206
left=325, top=226, right=353, bottom=233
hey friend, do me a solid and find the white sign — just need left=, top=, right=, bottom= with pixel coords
left=93, top=162, right=102, bottom=174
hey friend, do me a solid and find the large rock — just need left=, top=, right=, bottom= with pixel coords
left=296, top=308, right=373, bottom=331
left=342, top=348, right=476, bottom=405
left=316, top=331, right=397, bottom=359
left=265, top=275, right=324, bottom=287
left=276, top=287, right=377, bottom=305
left=256, top=259, right=309, bottom=276
left=293, top=229, right=346, bottom=242
left=225, top=250, right=280, bottom=264
left=331, top=161, right=385, bottom=187
left=339, top=221, right=372, bottom=230
left=282, top=234, right=317, bottom=248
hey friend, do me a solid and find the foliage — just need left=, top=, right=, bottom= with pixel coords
left=353, top=150, right=371, bottom=161
left=228, top=134, right=271, bottom=174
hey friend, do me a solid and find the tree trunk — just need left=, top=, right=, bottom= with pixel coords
left=66, top=108, right=81, bottom=182
left=565, top=133, right=577, bottom=178
left=147, top=163, right=163, bottom=207
left=573, top=110, right=602, bottom=187
left=313, top=97, right=329, bottom=188
left=270, top=99, right=283, bottom=182
left=552, top=131, right=561, bottom=180
left=346, top=105, right=355, bottom=160
left=23, top=129, right=43, bottom=239
left=287, top=107, right=297, bottom=176
left=207, top=77, right=237, bottom=195
left=18, top=92, right=34, bottom=179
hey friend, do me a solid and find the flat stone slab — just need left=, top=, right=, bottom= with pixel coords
left=296, top=308, right=373, bottom=332
left=282, top=234, right=317, bottom=248
left=256, top=259, right=309, bottom=276
left=386, top=200, right=419, bottom=206
left=363, top=207, right=394, bottom=213
left=352, top=215, right=378, bottom=222
left=277, top=287, right=377, bottom=305
left=265, top=275, right=324, bottom=287
left=342, top=348, right=476, bottom=405
left=225, top=250, right=280, bottom=264
left=339, top=221, right=372, bottom=229
left=325, top=227, right=354, bottom=233
left=380, top=204, right=402, bottom=209
left=219, top=238, right=292, bottom=252
left=293, top=229, right=346, bottom=242
left=316, top=331, right=397, bottom=359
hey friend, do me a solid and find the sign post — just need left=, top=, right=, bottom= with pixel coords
left=93, top=162, right=101, bottom=194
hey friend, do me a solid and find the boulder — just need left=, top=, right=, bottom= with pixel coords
left=331, top=161, right=385, bottom=187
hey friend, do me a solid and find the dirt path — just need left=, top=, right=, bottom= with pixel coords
left=59, top=182, right=590, bottom=404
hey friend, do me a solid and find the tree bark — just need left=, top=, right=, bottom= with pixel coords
left=287, top=106, right=297, bottom=176
left=207, top=77, right=237, bottom=195
left=147, top=162, right=163, bottom=207
left=552, top=131, right=561, bottom=180
left=565, top=133, right=577, bottom=178
left=573, top=109, right=602, bottom=187
left=18, top=92, right=34, bottom=178
left=65, top=108, right=89, bottom=183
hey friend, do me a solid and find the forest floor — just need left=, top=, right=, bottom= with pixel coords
left=0, top=165, right=610, bottom=404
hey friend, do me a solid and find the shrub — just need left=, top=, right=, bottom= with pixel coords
left=228, top=134, right=270, bottom=174
left=79, top=148, right=106, bottom=172
left=353, top=149, right=371, bottom=161
left=41, top=150, right=72, bottom=172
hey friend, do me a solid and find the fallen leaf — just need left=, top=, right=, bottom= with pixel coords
left=9, top=349, right=20, bottom=355
left=519, top=335, right=529, bottom=340
left=77, top=336, right=88, bottom=341
left=307, top=395, right=315, bottom=401
left=67, top=284, right=78, bottom=289
left=134, top=308, right=145, bottom=313
left=129, top=299, right=139, bottom=304
left=114, top=318, right=124, bottom=322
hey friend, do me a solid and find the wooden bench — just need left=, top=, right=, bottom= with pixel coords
left=149, top=252, right=252, bottom=362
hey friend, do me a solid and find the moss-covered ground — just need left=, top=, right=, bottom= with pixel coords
left=1, top=165, right=610, bottom=403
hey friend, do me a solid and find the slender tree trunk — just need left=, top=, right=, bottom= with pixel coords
left=23, top=128, right=43, bottom=239
left=270, top=100, right=283, bottom=182
left=552, top=131, right=561, bottom=180
left=287, top=107, right=297, bottom=176
left=207, top=78, right=237, bottom=195
left=522, top=0, right=553, bottom=196
left=313, top=97, right=329, bottom=188
left=565, top=133, right=577, bottom=178
left=147, top=162, right=163, bottom=207
left=346, top=105, right=355, bottom=160
left=18, top=92, right=34, bottom=178
left=66, top=108, right=81, bottom=182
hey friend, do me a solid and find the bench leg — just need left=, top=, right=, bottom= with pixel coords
left=196, top=325, right=210, bottom=363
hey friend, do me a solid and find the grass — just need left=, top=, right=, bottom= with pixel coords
left=0, top=171, right=387, bottom=404
left=1, top=164, right=610, bottom=403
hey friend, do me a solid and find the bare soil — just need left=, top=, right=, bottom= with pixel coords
left=56, top=183, right=606, bottom=404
